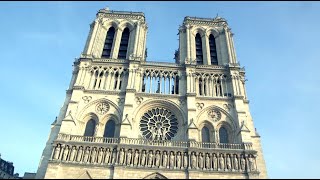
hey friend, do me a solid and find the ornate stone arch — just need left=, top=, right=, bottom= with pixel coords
left=133, top=99, right=187, bottom=141
left=143, top=172, right=167, bottom=179
left=118, top=20, right=135, bottom=32
left=198, top=120, right=215, bottom=143
left=191, top=27, right=206, bottom=37
left=101, top=19, right=120, bottom=30
left=77, top=98, right=121, bottom=124
left=216, top=121, right=234, bottom=143
left=100, top=113, right=121, bottom=138
left=206, top=28, right=220, bottom=38
left=81, top=112, right=99, bottom=136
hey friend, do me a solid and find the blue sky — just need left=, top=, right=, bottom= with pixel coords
left=0, top=1, right=320, bottom=178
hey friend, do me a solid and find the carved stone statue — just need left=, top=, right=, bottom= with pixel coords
left=205, top=153, right=210, bottom=170
left=112, top=148, right=117, bottom=164
left=126, top=149, right=132, bottom=166
left=105, top=148, right=111, bottom=164
left=169, top=152, right=175, bottom=169
left=191, top=152, right=197, bottom=169
left=53, top=144, right=61, bottom=160
left=83, top=147, right=90, bottom=163
left=155, top=151, right=161, bottom=167
left=69, top=146, right=77, bottom=162
left=97, top=148, right=103, bottom=164
left=183, top=152, right=188, bottom=168
left=134, top=150, right=140, bottom=166
left=90, top=147, right=97, bottom=163
left=249, top=155, right=255, bottom=171
left=198, top=153, right=204, bottom=169
left=62, top=146, right=69, bottom=161
left=148, top=151, right=154, bottom=167
left=213, top=154, right=218, bottom=170
left=233, top=155, right=239, bottom=170
left=141, top=150, right=146, bottom=166
left=76, top=147, right=83, bottom=162
left=240, top=155, right=246, bottom=171
left=176, top=152, right=182, bottom=169
left=219, top=154, right=225, bottom=171
left=119, top=149, right=124, bottom=165
left=226, top=154, right=231, bottom=170
left=163, top=151, right=168, bottom=168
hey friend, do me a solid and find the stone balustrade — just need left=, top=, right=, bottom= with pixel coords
left=52, top=134, right=258, bottom=173
left=56, top=133, right=252, bottom=150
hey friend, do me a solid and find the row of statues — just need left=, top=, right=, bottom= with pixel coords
left=52, top=144, right=257, bottom=172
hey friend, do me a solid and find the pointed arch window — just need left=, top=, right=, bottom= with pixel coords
left=209, top=34, right=218, bottom=65
left=195, top=33, right=203, bottom=65
left=118, top=28, right=130, bottom=59
left=201, top=126, right=210, bottom=143
left=103, top=120, right=116, bottom=138
left=84, top=119, right=96, bottom=136
left=219, top=127, right=228, bottom=143
left=102, top=27, right=115, bottom=58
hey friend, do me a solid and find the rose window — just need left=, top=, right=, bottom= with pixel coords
left=139, top=108, right=178, bottom=140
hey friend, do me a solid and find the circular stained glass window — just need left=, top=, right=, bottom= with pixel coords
left=139, top=108, right=178, bottom=140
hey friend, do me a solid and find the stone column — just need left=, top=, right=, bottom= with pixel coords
left=111, top=27, right=123, bottom=59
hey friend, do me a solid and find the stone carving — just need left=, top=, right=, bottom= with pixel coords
left=199, top=153, right=204, bottom=169
left=95, top=102, right=110, bottom=115
left=233, top=154, right=239, bottom=170
left=207, top=108, right=221, bottom=122
left=240, top=155, right=246, bottom=171
left=141, top=150, right=146, bottom=166
left=191, top=152, right=197, bottom=169
left=176, top=152, right=182, bottom=169
left=223, top=103, right=233, bottom=111
left=76, top=147, right=83, bottom=162
left=117, top=98, right=125, bottom=105
left=140, top=108, right=178, bottom=140
left=119, top=149, right=125, bottom=165
left=196, top=102, right=204, bottom=110
left=213, top=154, right=217, bottom=170
left=205, top=153, right=210, bottom=170
left=134, top=150, right=140, bottom=166
left=112, top=149, right=117, bottom=164
left=62, top=146, right=69, bottom=161
left=169, top=152, right=175, bottom=169
left=97, top=148, right=103, bottom=164
left=105, top=148, right=111, bottom=164
left=126, top=149, right=132, bottom=166
left=226, top=154, right=231, bottom=170
left=155, top=151, right=161, bottom=167
left=183, top=152, right=188, bottom=168
left=248, top=155, right=255, bottom=171
left=219, top=154, right=225, bottom=171
left=135, top=97, right=143, bottom=105
left=82, top=96, right=92, bottom=103
left=148, top=151, right=154, bottom=167
left=69, top=146, right=76, bottom=162
left=83, top=147, right=90, bottom=163
left=53, top=144, right=61, bottom=160
left=163, top=151, right=168, bottom=168
left=90, top=148, right=97, bottom=163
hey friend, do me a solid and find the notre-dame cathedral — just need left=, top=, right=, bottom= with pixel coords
left=35, top=7, right=267, bottom=179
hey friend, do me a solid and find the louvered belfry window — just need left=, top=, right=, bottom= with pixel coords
left=102, top=27, right=115, bottom=58
left=209, top=34, right=218, bottom=65
left=118, top=28, right=130, bottom=59
left=195, top=33, right=203, bottom=65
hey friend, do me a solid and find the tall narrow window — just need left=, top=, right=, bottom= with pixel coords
left=201, top=126, right=210, bottom=143
left=103, top=120, right=116, bottom=138
left=84, top=119, right=96, bottom=136
left=195, top=33, right=203, bottom=64
left=118, top=28, right=130, bottom=59
left=219, top=127, right=228, bottom=143
left=102, top=27, right=115, bottom=58
left=209, top=34, right=218, bottom=65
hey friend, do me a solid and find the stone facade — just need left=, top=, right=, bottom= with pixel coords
left=35, top=7, right=267, bottom=179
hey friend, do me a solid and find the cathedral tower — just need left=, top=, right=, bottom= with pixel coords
left=36, top=7, right=267, bottom=179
